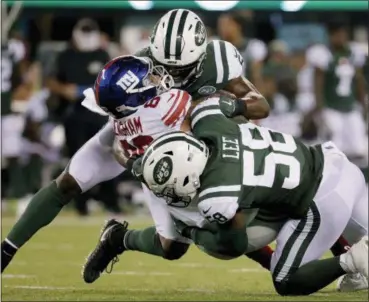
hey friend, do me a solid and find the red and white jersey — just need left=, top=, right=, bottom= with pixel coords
left=113, top=89, right=192, bottom=158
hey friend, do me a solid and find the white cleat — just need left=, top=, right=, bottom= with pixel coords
left=337, top=273, right=368, bottom=292
left=346, top=236, right=369, bottom=280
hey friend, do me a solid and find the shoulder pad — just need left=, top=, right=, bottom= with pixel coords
left=306, top=44, right=331, bottom=70
left=349, top=42, right=367, bottom=67
left=207, top=40, right=244, bottom=84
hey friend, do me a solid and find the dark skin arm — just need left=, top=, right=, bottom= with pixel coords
left=181, top=211, right=248, bottom=258
left=223, top=76, right=270, bottom=120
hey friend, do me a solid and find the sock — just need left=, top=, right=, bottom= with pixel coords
left=6, top=181, right=69, bottom=248
left=276, top=257, right=346, bottom=295
left=245, top=246, right=273, bottom=270
left=123, top=227, right=165, bottom=257
left=1, top=241, right=18, bottom=273
left=330, top=236, right=351, bottom=256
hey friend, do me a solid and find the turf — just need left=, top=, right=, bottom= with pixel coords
left=1, top=213, right=368, bottom=301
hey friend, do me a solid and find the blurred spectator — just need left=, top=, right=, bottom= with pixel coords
left=100, top=32, right=122, bottom=59
left=259, top=66, right=301, bottom=137
left=46, top=18, right=121, bottom=216
left=265, top=40, right=290, bottom=70
left=217, top=11, right=267, bottom=88
left=1, top=37, right=28, bottom=205
left=305, top=21, right=368, bottom=168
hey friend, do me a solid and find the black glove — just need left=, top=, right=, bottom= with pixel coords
left=171, top=215, right=196, bottom=239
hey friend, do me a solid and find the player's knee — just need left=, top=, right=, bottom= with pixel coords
left=56, top=172, right=82, bottom=204
left=273, top=279, right=309, bottom=296
left=273, top=280, right=293, bottom=296
left=162, top=240, right=189, bottom=260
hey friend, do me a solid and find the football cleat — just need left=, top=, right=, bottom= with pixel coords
left=82, top=219, right=129, bottom=283
left=343, top=236, right=369, bottom=280
left=337, top=273, right=368, bottom=292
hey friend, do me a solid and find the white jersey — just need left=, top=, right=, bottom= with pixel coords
left=113, top=89, right=192, bottom=158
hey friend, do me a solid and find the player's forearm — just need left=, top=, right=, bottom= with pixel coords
left=224, top=76, right=270, bottom=120
left=186, top=226, right=248, bottom=258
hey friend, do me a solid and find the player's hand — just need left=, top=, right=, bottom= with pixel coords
left=171, top=216, right=194, bottom=239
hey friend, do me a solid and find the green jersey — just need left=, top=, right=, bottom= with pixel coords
left=135, top=40, right=244, bottom=99
left=190, top=96, right=324, bottom=224
left=308, top=43, right=366, bottom=112
left=1, top=40, right=25, bottom=115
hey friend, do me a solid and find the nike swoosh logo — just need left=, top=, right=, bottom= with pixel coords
left=202, top=207, right=211, bottom=215
left=223, top=100, right=233, bottom=106
left=100, top=225, right=115, bottom=242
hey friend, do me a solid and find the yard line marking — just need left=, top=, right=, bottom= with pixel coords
left=228, top=268, right=266, bottom=273
left=3, top=274, right=35, bottom=279
left=4, top=285, right=77, bottom=290
left=112, top=271, right=173, bottom=276
left=172, top=262, right=227, bottom=268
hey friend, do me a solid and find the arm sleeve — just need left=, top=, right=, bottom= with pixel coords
left=224, top=41, right=244, bottom=80
left=197, top=188, right=239, bottom=224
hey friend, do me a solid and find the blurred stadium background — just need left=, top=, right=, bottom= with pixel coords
left=1, top=1, right=368, bottom=300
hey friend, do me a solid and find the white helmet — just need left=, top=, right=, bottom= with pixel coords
left=142, top=132, right=209, bottom=207
left=149, top=9, right=208, bottom=86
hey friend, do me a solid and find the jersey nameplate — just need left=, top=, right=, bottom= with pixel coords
left=221, top=136, right=240, bottom=160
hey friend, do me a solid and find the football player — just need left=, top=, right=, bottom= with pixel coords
left=81, top=57, right=279, bottom=283
left=1, top=9, right=269, bottom=273
left=139, top=96, right=368, bottom=296
left=135, top=9, right=269, bottom=118
left=305, top=21, right=367, bottom=166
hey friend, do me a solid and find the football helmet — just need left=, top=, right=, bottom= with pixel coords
left=94, top=55, right=173, bottom=119
left=142, top=131, right=209, bottom=207
left=149, top=9, right=208, bottom=86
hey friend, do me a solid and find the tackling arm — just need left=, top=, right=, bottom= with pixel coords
left=180, top=212, right=248, bottom=258
left=223, top=76, right=270, bottom=120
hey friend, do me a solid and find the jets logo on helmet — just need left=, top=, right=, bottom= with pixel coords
left=194, top=21, right=206, bottom=46
left=142, top=131, right=209, bottom=207
left=149, top=9, right=208, bottom=86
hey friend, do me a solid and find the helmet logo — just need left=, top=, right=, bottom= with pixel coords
left=198, top=85, right=216, bottom=95
left=153, top=156, right=173, bottom=185
left=194, top=21, right=206, bottom=46
left=116, top=70, right=139, bottom=93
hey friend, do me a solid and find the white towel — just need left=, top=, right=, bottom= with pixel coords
left=81, top=88, right=109, bottom=116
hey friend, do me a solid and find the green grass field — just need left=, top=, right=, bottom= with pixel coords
left=1, top=213, right=368, bottom=301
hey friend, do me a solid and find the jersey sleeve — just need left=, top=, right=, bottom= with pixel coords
left=210, top=40, right=244, bottom=84
left=159, top=89, right=192, bottom=128
left=349, top=42, right=367, bottom=68
left=306, top=44, right=332, bottom=70
left=8, top=39, right=26, bottom=62
left=190, top=96, right=225, bottom=130
left=197, top=186, right=240, bottom=224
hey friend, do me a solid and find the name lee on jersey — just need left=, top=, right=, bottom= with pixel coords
left=113, top=117, right=143, bottom=136
left=221, top=136, right=240, bottom=160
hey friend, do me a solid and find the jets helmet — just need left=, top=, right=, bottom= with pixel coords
left=149, top=9, right=208, bottom=86
left=142, top=131, right=209, bottom=207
